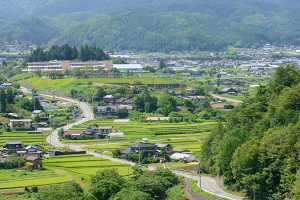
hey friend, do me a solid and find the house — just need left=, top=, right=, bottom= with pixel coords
left=63, top=130, right=84, bottom=138
left=146, top=117, right=170, bottom=122
left=186, top=88, right=196, bottom=95
left=32, top=110, right=43, bottom=116
left=9, top=119, right=32, bottom=129
left=26, top=156, right=42, bottom=169
left=6, top=113, right=19, bottom=119
left=170, top=152, right=196, bottom=162
left=84, top=125, right=113, bottom=138
left=3, top=141, right=24, bottom=152
left=96, top=105, right=132, bottom=116
left=130, top=142, right=158, bottom=155
left=219, top=88, right=240, bottom=95
left=103, top=95, right=116, bottom=104
left=97, top=106, right=117, bottom=116
left=32, top=94, right=45, bottom=101
left=156, top=144, right=173, bottom=154
left=25, top=145, right=44, bottom=158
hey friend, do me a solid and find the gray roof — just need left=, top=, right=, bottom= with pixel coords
left=5, top=140, right=23, bottom=145
left=131, top=143, right=157, bottom=148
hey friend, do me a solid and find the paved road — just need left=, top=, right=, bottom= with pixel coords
left=21, top=87, right=243, bottom=200
left=211, top=93, right=243, bottom=104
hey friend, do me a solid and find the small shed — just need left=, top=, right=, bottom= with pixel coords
left=107, top=132, right=124, bottom=139
left=170, top=152, right=196, bottom=162
left=26, top=156, right=42, bottom=169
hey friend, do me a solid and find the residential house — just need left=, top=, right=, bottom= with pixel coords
left=156, top=144, right=173, bottom=154
left=219, top=88, right=240, bottom=95
left=2, top=141, right=24, bottom=152
left=84, top=125, right=113, bottom=138
left=130, top=142, right=158, bottom=155
left=96, top=105, right=132, bottom=116
left=103, top=95, right=116, bottom=104
left=63, top=130, right=84, bottom=138
left=9, top=119, right=32, bottom=129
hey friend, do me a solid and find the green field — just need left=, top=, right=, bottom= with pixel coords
left=71, top=121, right=216, bottom=157
left=0, top=154, right=131, bottom=191
left=71, top=121, right=216, bottom=140
left=24, top=77, right=180, bottom=87
left=43, top=154, right=132, bottom=177
left=0, top=131, right=50, bottom=147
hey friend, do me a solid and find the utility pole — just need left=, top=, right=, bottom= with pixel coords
left=139, top=146, right=141, bottom=163
left=253, top=187, right=256, bottom=200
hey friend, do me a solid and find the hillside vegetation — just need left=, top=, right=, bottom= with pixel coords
left=201, top=65, right=300, bottom=199
left=0, top=0, right=299, bottom=50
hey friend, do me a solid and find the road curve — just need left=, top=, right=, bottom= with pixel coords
left=20, top=87, right=244, bottom=200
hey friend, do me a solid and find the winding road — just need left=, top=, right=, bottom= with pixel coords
left=21, top=87, right=244, bottom=200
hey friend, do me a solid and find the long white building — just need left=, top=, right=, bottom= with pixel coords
left=22, top=60, right=113, bottom=73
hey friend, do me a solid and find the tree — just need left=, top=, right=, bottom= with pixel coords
left=91, top=169, right=125, bottom=186
left=159, top=60, right=166, bottom=69
left=133, top=93, right=157, bottom=113
left=111, top=188, right=151, bottom=200
left=94, top=87, right=106, bottom=102
left=157, top=94, right=177, bottom=116
left=36, top=182, right=84, bottom=200
left=89, top=180, right=122, bottom=200
left=116, top=108, right=129, bottom=119
left=0, top=89, right=7, bottom=112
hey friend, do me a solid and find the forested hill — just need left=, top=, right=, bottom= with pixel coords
left=200, top=65, right=300, bottom=199
left=0, top=0, right=299, bottom=51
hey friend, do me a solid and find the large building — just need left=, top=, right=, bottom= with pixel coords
left=22, top=60, right=113, bottom=73
left=113, top=64, right=143, bottom=72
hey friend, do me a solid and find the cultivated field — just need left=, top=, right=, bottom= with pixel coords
left=0, top=154, right=131, bottom=192
left=0, top=131, right=50, bottom=147
left=69, top=121, right=216, bottom=157
left=24, top=76, right=180, bottom=88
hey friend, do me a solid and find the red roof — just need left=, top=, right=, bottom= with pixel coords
left=64, top=130, right=83, bottom=135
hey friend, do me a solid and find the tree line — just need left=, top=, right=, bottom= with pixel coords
left=200, top=65, right=300, bottom=199
left=25, top=168, right=180, bottom=200
left=27, top=44, right=110, bottom=62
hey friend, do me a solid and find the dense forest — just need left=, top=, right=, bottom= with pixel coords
left=0, top=0, right=298, bottom=51
left=200, top=65, right=300, bottom=199
left=28, top=44, right=110, bottom=62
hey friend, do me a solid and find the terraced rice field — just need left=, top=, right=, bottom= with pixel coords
left=43, top=154, right=132, bottom=176
left=0, top=132, right=50, bottom=147
left=77, top=121, right=216, bottom=158
left=71, top=121, right=216, bottom=140
left=0, top=154, right=131, bottom=191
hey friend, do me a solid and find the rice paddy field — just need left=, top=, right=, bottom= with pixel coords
left=23, top=76, right=180, bottom=88
left=0, top=154, right=131, bottom=192
left=0, top=131, right=50, bottom=147
left=68, top=120, right=217, bottom=157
